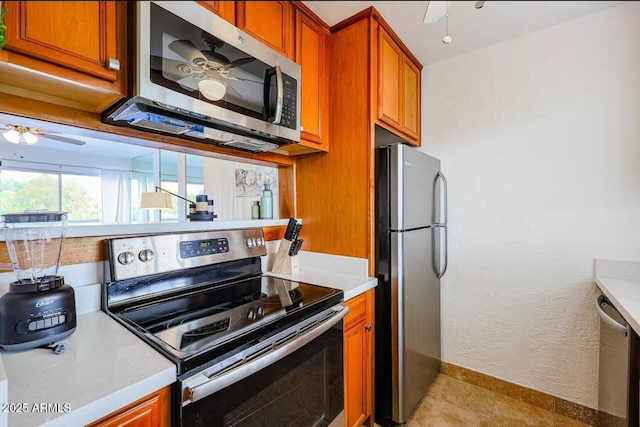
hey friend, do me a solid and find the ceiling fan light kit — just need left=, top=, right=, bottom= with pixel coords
left=0, top=124, right=86, bottom=146
left=198, top=78, right=227, bottom=101
left=2, top=128, right=21, bottom=144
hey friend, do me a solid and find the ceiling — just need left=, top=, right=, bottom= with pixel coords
left=302, top=1, right=626, bottom=65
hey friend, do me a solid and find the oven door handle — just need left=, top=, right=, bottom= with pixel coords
left=183, top=304, right=348, bottom=406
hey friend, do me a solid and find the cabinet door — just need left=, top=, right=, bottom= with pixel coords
left=344, top=290, right=374, bottom=427
left=295, top=10, right=329, bottom=151
left=345, top=318, right=368, bottom=427
left=236, top=1, right=294, bottom=59
left=402, top=56, right=421, bottom=143
left=88, top=389, right=167, bottom=427
left=4, top=1, right=119, bottom=82
left=197, top=1, right=236, bottom=24
left=377, top=27, right=402, bottom=128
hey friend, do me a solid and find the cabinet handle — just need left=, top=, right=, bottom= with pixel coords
left=106, top=57, right=121, bottom=71
left=365, top=324, right=372, bottom=332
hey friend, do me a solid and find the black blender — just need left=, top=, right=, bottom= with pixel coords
left=0, top=211, right=76, bottom=351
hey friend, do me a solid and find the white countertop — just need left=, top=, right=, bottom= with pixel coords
left=0, top=311, right=176, bottom=427
left=266, top=268, right=377, bottom=300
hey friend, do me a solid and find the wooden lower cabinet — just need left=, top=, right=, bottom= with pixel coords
left=87, top=386, right=171, bottom=427
left=344, top=289, right=374, bottom=427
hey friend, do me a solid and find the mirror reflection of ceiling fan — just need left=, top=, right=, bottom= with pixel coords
left=423, top=1, right=487, bottom=44
left=165, top=38, right=259, bottom=101
left=0, top=124, right=86, bottom=146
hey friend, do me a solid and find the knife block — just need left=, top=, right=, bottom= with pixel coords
left=271, top=239, right=300, bottom=275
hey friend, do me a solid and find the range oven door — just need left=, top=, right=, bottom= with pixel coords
left=180, top=306, right=347, bottom=427
left=129, top=1, right=300, bottom=144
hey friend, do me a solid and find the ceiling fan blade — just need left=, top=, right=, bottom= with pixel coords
left=423, top=0, right=448, bottom=24
left=168, top=40, right=208, bottom=66
left=222, top=75, right=263, bottom=84
left=40, top=134, right=86, bottom=146
left=160, top=57, right=195, bottom=82
left=176, top=75, right=201, bottom=92
left=220, top=57, right=255, bottom=71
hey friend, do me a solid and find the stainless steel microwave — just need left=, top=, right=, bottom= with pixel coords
left=104, top=1, right=301, bottom=152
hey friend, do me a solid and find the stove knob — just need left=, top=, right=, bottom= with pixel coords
left=117, top=251, right=135, bottom=265
left=138, top=249, right=155, bottom=262
left=257, top=306, right=264, bottom=317
left=246, top=239, right=254, bottom=248
left=247, top=309, right=256, bottom=320
left=257, top=237, right=265, bottom=246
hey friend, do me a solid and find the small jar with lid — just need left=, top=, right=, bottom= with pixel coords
left=251, top=201, right=260, bottom=219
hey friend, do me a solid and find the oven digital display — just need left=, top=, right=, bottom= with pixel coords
left=180, top=238, right=229, bottom=258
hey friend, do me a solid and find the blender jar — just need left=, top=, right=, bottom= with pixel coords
left=2, top=211, right=67, bottom=285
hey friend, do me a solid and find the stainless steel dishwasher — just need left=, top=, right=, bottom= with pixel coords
left=596, top=295, right=629, bottom=426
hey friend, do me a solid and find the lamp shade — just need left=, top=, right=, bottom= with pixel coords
left=140, top=192, right=173, bottom=209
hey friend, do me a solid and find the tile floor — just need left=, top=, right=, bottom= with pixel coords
left=406, top=374, right=591, bottom=427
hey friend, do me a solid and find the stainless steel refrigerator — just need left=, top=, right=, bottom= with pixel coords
left=375, top=143, right=448, bottom=426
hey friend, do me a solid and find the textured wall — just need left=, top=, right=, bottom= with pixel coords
left=420, top=2, right=640, bottom=408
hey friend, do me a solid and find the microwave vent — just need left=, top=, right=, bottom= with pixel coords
left=223, top=139, right=279, bottom=152
left=129, top=114, right=194, bottom=134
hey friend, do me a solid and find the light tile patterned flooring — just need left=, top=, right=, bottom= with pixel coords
left=405, top=374, right=591, bottom=427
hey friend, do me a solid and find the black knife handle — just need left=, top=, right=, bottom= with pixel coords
left=291, top=223, right=302, bottom=241
left=284, top=218, right=296, bottom=240
left=288, top=240, right=298, bottom=256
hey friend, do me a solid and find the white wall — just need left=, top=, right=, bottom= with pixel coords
left=420, top=2, right=640, bottom=408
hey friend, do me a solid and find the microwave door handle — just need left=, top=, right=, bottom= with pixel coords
left=262, top=66, right=284, bottom=125
left=272, top=65, right=284, bottom=124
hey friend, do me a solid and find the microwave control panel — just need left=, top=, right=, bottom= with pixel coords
left=280, top=74, right=297, bottom=130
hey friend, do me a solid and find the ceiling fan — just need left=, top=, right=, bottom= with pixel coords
left=0, top=124, right=86, bottom=146
left=423, top=1, right=487, bottom=44
left=164, top=37, right=259, bottom=101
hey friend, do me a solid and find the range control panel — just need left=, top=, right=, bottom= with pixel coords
left=107, top=228, right=267, bottom=281
left=179, top=238, right=229, bottom=259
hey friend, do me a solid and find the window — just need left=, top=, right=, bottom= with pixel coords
left=0, top=168, right=101, bottom=223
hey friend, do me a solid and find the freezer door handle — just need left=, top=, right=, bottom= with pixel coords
left=436, top=172, right=448, bottom=226
left=596, top=295, right=627, bottom=336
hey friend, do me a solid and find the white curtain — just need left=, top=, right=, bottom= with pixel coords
left=101, top=170, right=131, bottom=224
left=133, top=172, right=155, bottom=223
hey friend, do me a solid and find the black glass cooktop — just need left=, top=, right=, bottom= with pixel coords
left=112, top=275, right=342, bottom=374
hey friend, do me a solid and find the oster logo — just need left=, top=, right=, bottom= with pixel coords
left=35, top=299, right=55, bottom=308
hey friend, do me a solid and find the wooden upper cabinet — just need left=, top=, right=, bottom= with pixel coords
left=4, top=1, right=119, bottom=82
left=402, top=56, right=421, bottom=141
left=378, top=27, right=403, bottom=128
left=0, top=0, right=127, bottom=112
left=295, top=8, right=329, bottom=151
left=376, top=24, right=422, bottom=146
left=197, top=1, right=236, bottom=24
left=236, top=1, right=294, bottom=59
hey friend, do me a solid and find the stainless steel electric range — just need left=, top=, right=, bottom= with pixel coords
left=102, top=228, right=347, bottom=427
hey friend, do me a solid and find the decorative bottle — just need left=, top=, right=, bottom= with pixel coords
left=260, top=183, right=273, bottom=219
left=251, top=201, right=260, bottom=219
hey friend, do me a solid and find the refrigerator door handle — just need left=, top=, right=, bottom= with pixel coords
left=596, top=295, right=628, bottom=336
left=436, top=226, right=448, bottom=279
left=434, top=172, right=448, bottom=278
left=435, top=172, right=448, bottom=226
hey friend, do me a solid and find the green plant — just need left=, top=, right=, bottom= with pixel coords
left=0, top=7, right=7, bottom=49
